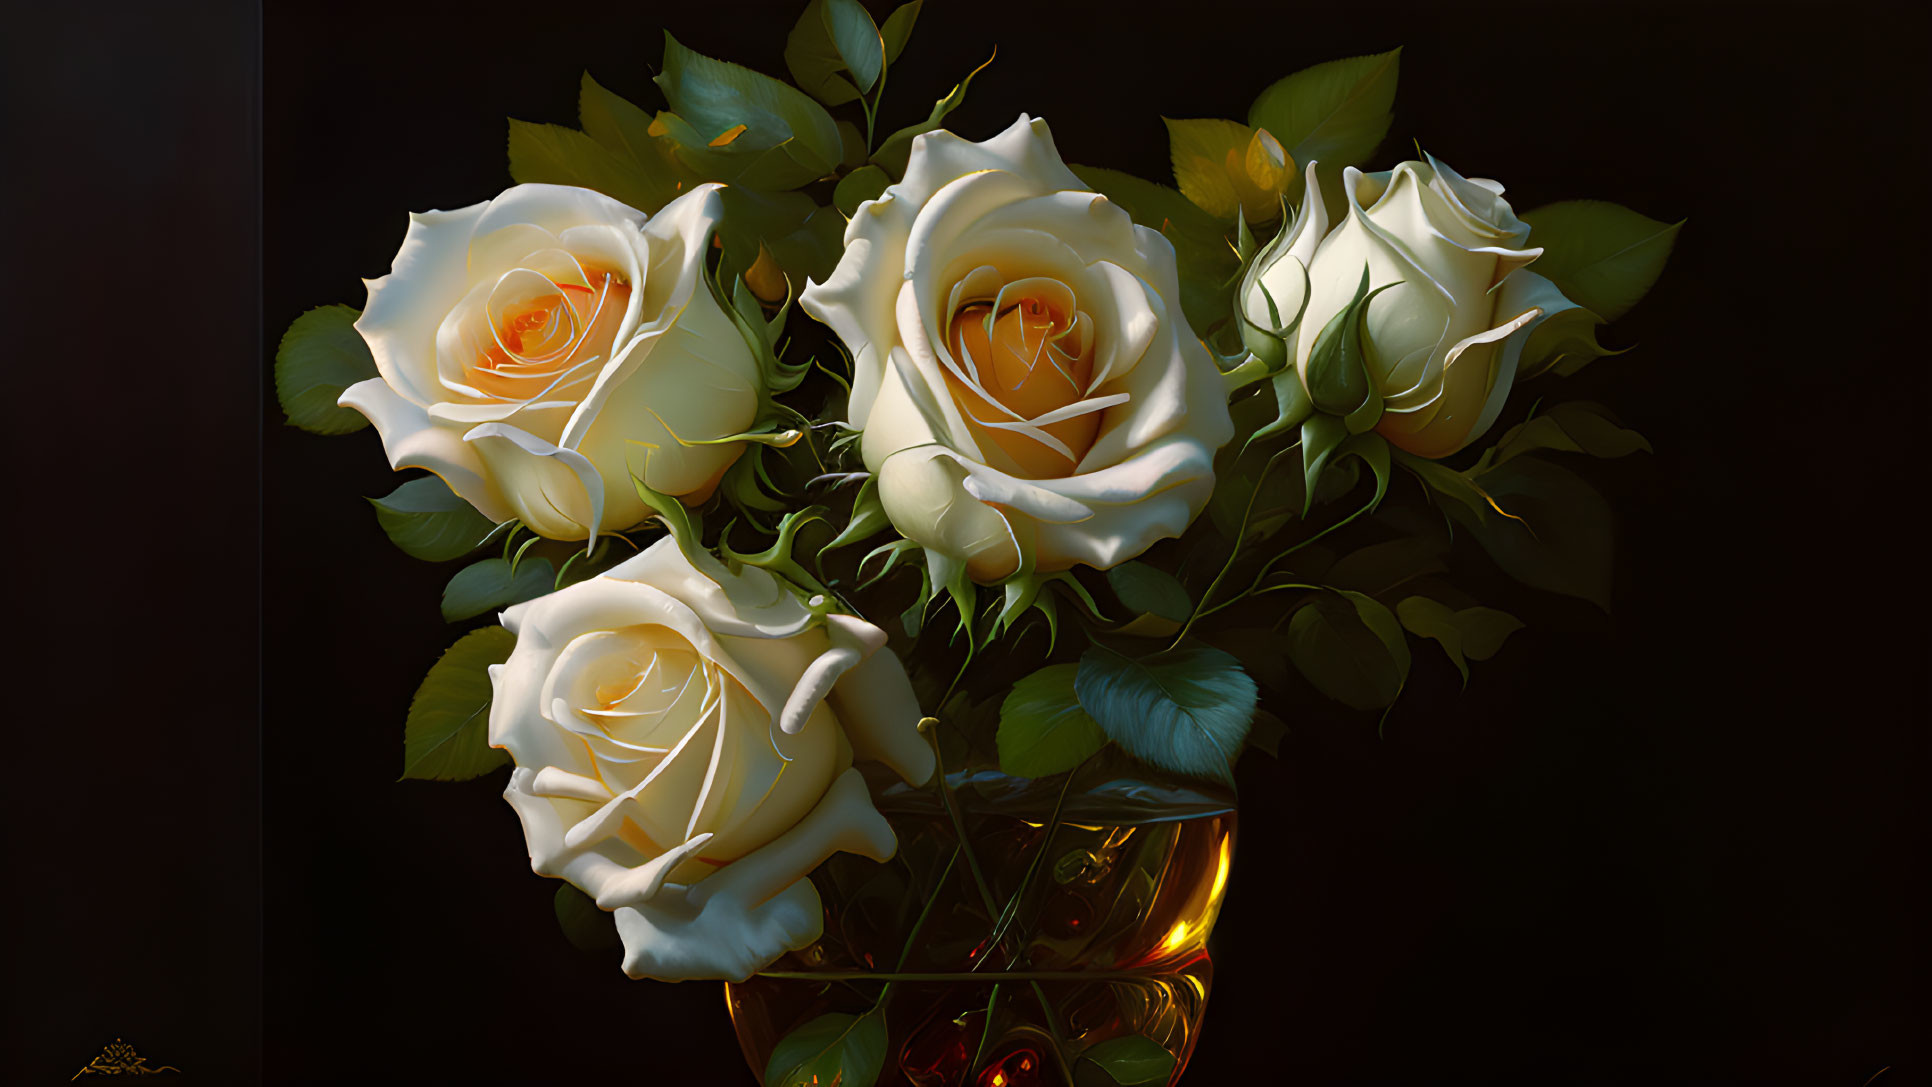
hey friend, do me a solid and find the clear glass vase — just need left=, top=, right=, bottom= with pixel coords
left=728, top=762, right=1236, bottom=1086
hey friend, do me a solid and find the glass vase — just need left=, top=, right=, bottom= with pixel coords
left=728, top=762, right=1236, bottom=1087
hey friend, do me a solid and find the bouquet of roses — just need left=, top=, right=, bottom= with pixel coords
left=273, top=3, right=1677, bottom=1083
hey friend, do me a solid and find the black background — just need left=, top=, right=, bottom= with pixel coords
left=8, top=0, right=1927, bottom=1083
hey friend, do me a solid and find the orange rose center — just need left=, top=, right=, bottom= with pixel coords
left=468, top=266, right=631, bottom=401
left=944, top=293, right=1098, bottom=479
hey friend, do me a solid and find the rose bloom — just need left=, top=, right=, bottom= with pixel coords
left=802, top=116, right=1233, bottom=583
left=491, top=537, right=935, bottom=981
left=341, top=183, right=761, bottom=540
left=1246, top=155, right=1576, bottom=459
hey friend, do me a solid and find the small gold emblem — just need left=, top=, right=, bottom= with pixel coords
left=70, top=1038, right=180, bottom=1079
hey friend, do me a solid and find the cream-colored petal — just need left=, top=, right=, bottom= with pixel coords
left=896, top=114, right=1085, bottom=206
left=355, top=200, right=490, bottom=407
left=798, top=201, right=916, bottom=425
left=1245, top=161, right=1330, bottom=337
left=463, top=422, right=607, bottom=541
left=827, top=647, right=936, bottom=787
left=613, top=878, right=824, bottom=983
left=471, top=182, right=648, bottom=241
left=875, top=445, right=1022, bottom=582
left=570, top=286, right=760, bottom=519
left=336, top=377, right=511, bottom=523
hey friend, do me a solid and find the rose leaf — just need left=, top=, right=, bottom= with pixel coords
left=1105, top=561, right=1192, bottom=625
left=1075, top=1033, right=1178, bottom=1087
left=274, top=304, right=375, bottom=436
left=1520, top=199, right=1683, bottom=322
left=784, top=0, right=863, bottom=106
left=764, top=1010, right=888, bottom=1087
left=823, top=0, right=883, bottom=94
left=1247, top=48, right=1401, bottom=180
left=1285, top=590, right=1410, bottom=711
left=441, top=557, right=556, bottom=623
left=1074, top=644, right=1255, bottom=784
left=997, top=664, right=1108, bottom=779
left=552, top=884, right=619, bottom=953
left=1395, top=596, right=1524, bottom=684
left=1457, top=454, right=1615, bottom=610
left=367, top=476, right=498, bottom=563
left=401, top=625, right=515, bottom=782
left=880, top=1, right=922, bottom=65
left=657, top=33, right=842, bottom=179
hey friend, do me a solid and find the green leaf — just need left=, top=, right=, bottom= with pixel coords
left=1248, top=49, right=1400, bottom=183
left=1521, top=200, right=1681, bottom=322
left=834, top=164, right=892, bottom=216
left=1300, top=412, right=1349, bottom=512
left=784, top=0, right=862, bottom=106
left=274, top=305, right=376, bottom=435
left=871, top=51, right=995, bottom=176
left=1075, top=644, right=1256, bottom=784
left=997, top=664, right=1108, bottom=779
left=1395, top=596, right=1523, bottom=683
left=553, top=884, right=620, bottom=952
left=769, top=204, right=849, bottom=290
left=764, top=1010, right=888, bottom=1087
left=1459, top=455, right=1615, bottom=609
left=402, top=625, right=515, bottom=781
left=1285, top=590, right=1410, bottom=710
left=1485, top=401, right=1651, bottom=469
left=369, top=476, right=498, bottom=562
left=715, top=185, right=818, bottom=278
left=1323, top=535, right=1447, bottom=594
left=441, top=557, right=556, bottom=622
left=1394, top=449, right=1494, bottom=524
left=1075, top=1034, right=1177, bottom=1087
left=880, top=0, right=922, bottom=64
left=1254, top=359, right=1313, bottom=445
left=1247, top=708, right=1288, bottom=757
left=1303, top=267, right=1375, bottom=415
left=1517, top=305, right=1624, bottom=380
left=507, top=119, right=668, bottom=215
left=1106, top=561, right=1192, bottom=623
left=824, top=0, right=884, bottom=93
left=573, top=73, right=693, bottom=212
left=820, top=475, right=889, bottom=558
left=1165, top=117, right=1250, bottom=220
left=657, top=32, right=842, bottom=178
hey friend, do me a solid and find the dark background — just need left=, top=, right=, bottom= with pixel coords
left=8, top=0, right=1926, bottom=1083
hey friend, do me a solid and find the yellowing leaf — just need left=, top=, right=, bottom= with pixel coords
left=1165, top=116, right=1250, bottom=220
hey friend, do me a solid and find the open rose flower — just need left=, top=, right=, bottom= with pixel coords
left=801, top=116, right=1234, bottom=583
left=1246, top=154, right=1576, bottom=459
left=341, top=182, right=761, bottom=540
left=490, top=537, right=936, bottom=981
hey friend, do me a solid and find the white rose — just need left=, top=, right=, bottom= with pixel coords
left=1247, top=154, right=1576, bottom=459
left=801, top=116, right=1234, bottom=583
left=341, top=182, right=763, bottom=541
left=490, top=537, right=935, bottom=981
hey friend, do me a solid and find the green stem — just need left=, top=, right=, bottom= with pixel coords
left=973, top=760, right=1083, bottom=971
left=1168, top=445, right=1295, bottom=649
left=1195, top=491, right=1378, bottom=623
left=1027, top=980, right=1076, bottom=1083
left=969, top=982, right=1003, bottom=1072
left=890, top=846, right=960, bottom=975
left=928, top=734, right=1000, bottom=923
